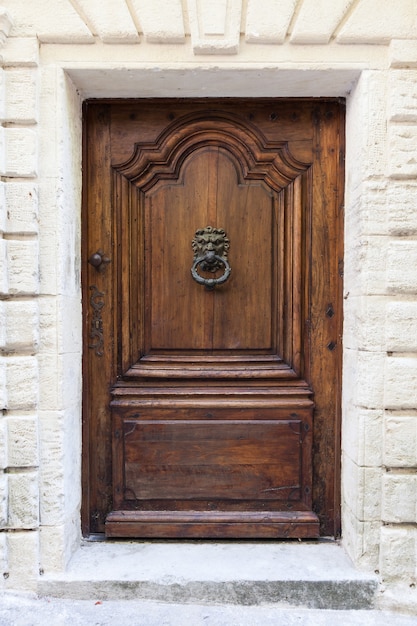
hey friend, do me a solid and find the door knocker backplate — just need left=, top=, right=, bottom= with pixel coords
left=191, top=226, right=231, bottom=290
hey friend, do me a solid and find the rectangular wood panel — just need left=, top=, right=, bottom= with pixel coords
left=123, top=420, right=302, bottom=501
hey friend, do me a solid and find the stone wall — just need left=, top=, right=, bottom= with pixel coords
left=0, top=0, right=416, bottom=611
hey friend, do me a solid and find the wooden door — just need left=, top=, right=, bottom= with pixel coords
left=82, top=99, right=344, bottom=539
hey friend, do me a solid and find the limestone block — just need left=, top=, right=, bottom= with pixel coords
left=6, top=416, right=38, bottom=468
left=0, top=418, right=7, bottom=470
left=0, top=239, right=7, bottom=295
left=0, top=473, right=7, bottom=526
left=74, top=0, right=139, bottom=43
left=7, top=240, right=39, bottom=295
left=388, top=124, right=417, bottom=179
left=346, top=71, right=388, bottom=185
left=39, top=525, right=67, bottom=572
left=385, top=357, right=417, bottom=410
left=384, top=414, right=417, bottom=467
left=5, top=68, right=37, bottom=125
left=0, top=37, right=39, bottom=67
left=388, top=71, right=417, bottom=123
left=337, top=0, right=416, bottom=44
left=386, top=301, right=417, bottom=352
left=341, top=508, right=381, bottom=569
left=3, top=299, right=39, bottom=351
left=129, top=0, right=184, bottom=43
left=0, top=357, right=6, bottom=410
left=0, top=8, right=13, bottom=44
left=246, top=0, right=296, bottom=44
left=4, top=128, right=37, bottom=178
left=0, top=127, right=6, bottom=176
left=389, top=39, right=417, bottom=69
left=4, top=183, right=38, bottom=235
left=1, top=0, right=94, bottom=43
left=5, top=530, right=38, bottom=591
left=387, top=241, right=417, bottom=293
left=38, top=353, right=61, bottom=411
left=343, top=349, right=385, bottom=410
left=353, top=180, right=389, bottom=236
left=7, top=471, right=39, bottom=528
left=38, top=297, right=57, bottom=353
left=342, top=407, right=383, bottom=467
left=387, top=181, right=417, bottom=235
left=382, top=474, right=417, bottom=523
left=290, top=0, right=354, bottom=44
left=343, top=295, right=386, bottom=352
left=58, top=296, right=82, bottom=354
left=188, top=0, right=241, bottom=54
left=379, top=525, right=416, bottom=582
left=5, top=356, right=38, bottom=411
left=342, top=454, right=381, bottom=522
left=0, top=532, right=7, bottom=584
left=344, top=236, right=387, bottom=296
left=0, top=69, right=5, bottom=122
left=39, top=411, right=65, bottom=525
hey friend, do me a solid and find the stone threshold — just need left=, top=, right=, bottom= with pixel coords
left=38, top=539, right=378, bottom=610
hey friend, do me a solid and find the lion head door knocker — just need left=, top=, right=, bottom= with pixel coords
left=191, top=226, right=232, bottom=290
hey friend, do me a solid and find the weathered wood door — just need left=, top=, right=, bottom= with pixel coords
left=82, top=100, right=344, bottom=539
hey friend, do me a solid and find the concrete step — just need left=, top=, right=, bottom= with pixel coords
left=38, top=540, right=379, bottom=610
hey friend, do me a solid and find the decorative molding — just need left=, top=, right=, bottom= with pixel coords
left=188, top=0, right=242, bottom=54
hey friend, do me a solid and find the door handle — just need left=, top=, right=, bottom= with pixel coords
left=191, top=226, right=231, bottom=291
left=88, top=250, right=111, bottom=271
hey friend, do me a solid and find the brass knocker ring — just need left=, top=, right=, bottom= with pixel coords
left=191, top=254, right=231, bottom=290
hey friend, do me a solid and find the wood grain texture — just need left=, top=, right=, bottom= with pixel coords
left=82, top=99, right=344, bottom=538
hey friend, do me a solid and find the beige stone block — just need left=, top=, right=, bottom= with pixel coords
left=387, top=241, right=417, bottom=293
left=341, top=507, right=381, bottom=570
left=6, top=416, right=38, bottom=468
left=188, top=0, right=241, bottom=54
left=0, top=127, right=6, bottom=176
left=7, top=240, right=39, bottom=295
left=389, top=39, right=417, bottom=69
left=344, top=236, right=387, bottom=297
left=4, top=128, right=37, bottom=178
left=345, top=71, right=388, bottom=185
left=384, top=414, right=417, bottom=467
left=0, top=239, right=7, bottom=295
left=38, top=296, right=57, bottom=353
left=0, top=532, right=7, bottom=585
left=388, top=124, right=417, bottom=179
left=344, top=296, right=386, bottom=352
left=343, top=407, right=383, bottom=467
left=5, top=530, right=38, bottom=591
left=290, top=0, right=354, bottom=45
left=388, top=71, right=417, bottom=123
left=0, top=181, right=5, bottom=234
left=343, top=349, right=385, bottom=410
left=58, top=296, right=82, bottom=354
left=39, top=411, right=64, bottom=525
left=3, top=300, right=39, bottom=351
left=38, top=353, right=60, bottom=411
left=382, top=473, right=417, bottom=523
left=387, top=181, right=417, bottom=235
left=1, top=37, right=39, bottom=67
left=4, top=183, right=38, bottom=235
left=0, top=69, right=5, bottom=122
left=7, top=471, right=39, bottom=528
left=39, top=524, right=67, bottom=572
left=386, top=301, right=417, bottom=352
left=5, top=68, right=38, bottom=124
left=137, top=0, right=185, bottom=44
left=342, top=454, right=381, bottom=522
left=72, top=0, right=139, bottom=43
left=246, top=0, right=296, bottom=44
left=0, top=418, right=7, bottom=470
left=385, top=357, right=417, bottom=410
left=336, top=0, right=416, bottom=44
left=0, top=357, right=6, bottom=410
left=0, top=473, right=7, bottom=526
left=379, top=525, right=416, bottom=582
left=5, top=356, right=38, bottom=410
left=5, top=3, right=93, bottom=44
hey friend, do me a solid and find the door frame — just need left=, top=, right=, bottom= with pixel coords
left=81, top=97, right=344, bottom=538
